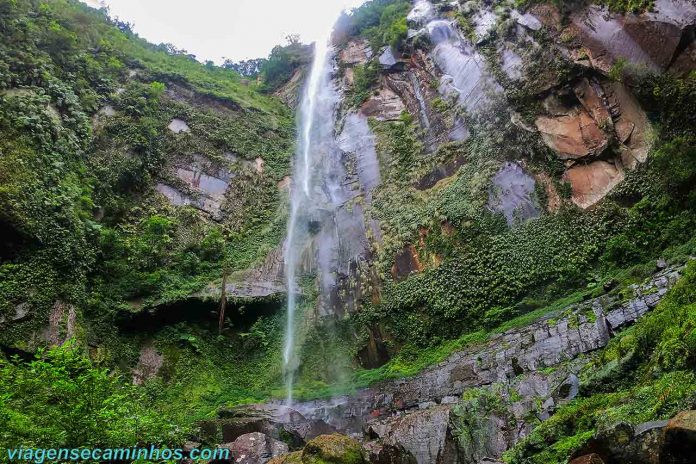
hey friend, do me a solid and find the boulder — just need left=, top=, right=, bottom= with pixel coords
left=167, top=118, right=190, bottom=133
left=573, top=78, right=612, bottom=130
left=368, top=405, right=458, bottom=464
left=222, top=432, right=289, bottom=464
left=606, top=82, right=652, bottom=169
left=574, top=419, right=667, bottom=464
left=302, top=434, right=366, bottom=463
left=535, top=109, right=608, bottom=160
left=662, top=410, right=696, bottom=464
left=378, top=47, right=404, bottom=72
left=563, top=161, right=624, bottom=209
left=513, top=11, right=542, bottom=31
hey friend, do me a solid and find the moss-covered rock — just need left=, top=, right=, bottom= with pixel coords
left=302, top=434, right=366, bottom=464
left=268, top=451, right=303, bottom=464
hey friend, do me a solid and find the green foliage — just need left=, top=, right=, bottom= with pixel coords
left=0, top=0, right=297, bottom=439
left=0, top=0, right=294, bottom=343
left=349, top=61, right=381, bottom=107
left=635, top=72, right=696, bottom=137
left=338, top=0, right=411, bottom=51
left=261, top=36, right=312, bottom=92
left=0, top=342, right=184, bottom=450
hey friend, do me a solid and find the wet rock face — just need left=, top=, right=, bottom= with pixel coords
left=378, top=47, right=405, bottom=72
left=361, top=85, right=406, bottom=121
left=487, top=162, right=540, bottom=226
left=341, top=39, right=372, bottom=66
left=274, top=68, right=304, bottom=109
left=43, top=300, right=76, bottom=347
left=568, top=1, right=696, bottom=74
left=391, top=244, right=423, bottom=281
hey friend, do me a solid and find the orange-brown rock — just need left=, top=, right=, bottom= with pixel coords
left=569, top=453, right=605, bottom=464
left=361, top=86, right=405, bottom=121
left=339, top=39, right=371, bottom=66
left=606, top=82, right=652, bottom=169
left=662, top=410, right=696, bottom=464
left=563, top=161, right=624, bottom=209
left=391, top=244, right=423, bottom=281
left=574, top=78, right=612, bottom=130
left=535, top=109, right=608, bottom=160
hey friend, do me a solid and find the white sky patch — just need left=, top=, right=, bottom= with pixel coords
left=82, top=0, right=368, bottom=63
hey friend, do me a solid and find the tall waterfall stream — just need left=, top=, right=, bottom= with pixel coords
left=282, top=34, right=338, bottom=404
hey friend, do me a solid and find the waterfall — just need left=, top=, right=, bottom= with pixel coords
left=283, top=33, right=339, bottom=405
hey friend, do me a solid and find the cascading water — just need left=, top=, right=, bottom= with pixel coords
left=283, top=33, right=339, bottom=405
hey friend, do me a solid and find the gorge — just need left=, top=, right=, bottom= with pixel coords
left=0, top=0, right=695, bottom=463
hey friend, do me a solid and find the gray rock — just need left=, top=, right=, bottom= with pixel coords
left=222, top=432, right=288, bottom=464
left=369, top=405, right=458, bottom=464
left=167, top=118, right=190, bottom=133
left=12, top=302, right=31, bottom=322
left=514, top=12, right=542, bottom=31
left=379, top=47, right=402, bottom=71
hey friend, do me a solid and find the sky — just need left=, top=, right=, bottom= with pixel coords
left=82, top=0, right=368, bottom=63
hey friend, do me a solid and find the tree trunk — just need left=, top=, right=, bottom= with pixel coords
left=218, top=271, right=228, bottom=334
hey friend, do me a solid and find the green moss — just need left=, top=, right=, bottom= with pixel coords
left=301, top=434, right=366, bottom=464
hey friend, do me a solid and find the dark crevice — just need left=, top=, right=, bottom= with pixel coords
left=0, top=344, right=35, bottom=362
left=117, top=297, right=283, bottom=333
left=0, top=219, right=32, bottom=262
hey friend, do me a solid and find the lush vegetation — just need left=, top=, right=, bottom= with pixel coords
left=0, top=0, right=294, bottom=447
left=337, top=0, right=411, bottom=51
left=0, top=342, right=185, bottom=451
left=260, top=35, right=313, bottom=92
